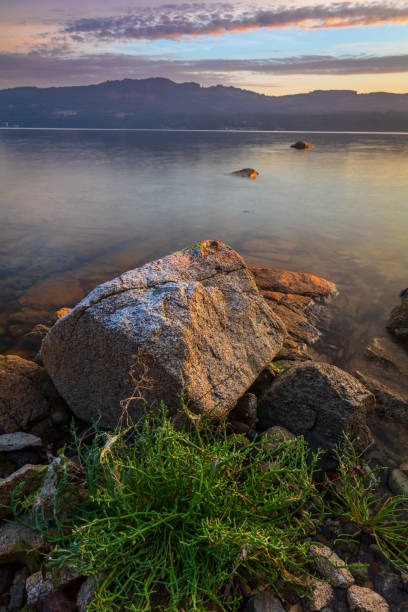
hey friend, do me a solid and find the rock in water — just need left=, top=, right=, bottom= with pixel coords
left=257, top=362, right=374, bottom=448
left=291, top=141, right=312, bottom=150
left=387, top=289, right=408, bottom=339
left=41, top=241, right=286, bottom=427
left=230, top=168, right=259, bottom=178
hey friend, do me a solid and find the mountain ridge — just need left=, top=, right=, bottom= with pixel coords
left=1, top=78, right=408, bottom=131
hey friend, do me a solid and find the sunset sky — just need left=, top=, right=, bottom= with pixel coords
left=1, top=0, right=408, bottom=95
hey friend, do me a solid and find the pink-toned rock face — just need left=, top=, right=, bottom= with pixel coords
left=41, top=241, right=286, bottom=427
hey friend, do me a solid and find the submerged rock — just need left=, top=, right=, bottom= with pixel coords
left=290, top=141, right=312, bottom=150
left=230, top=168, right=259, bottom=178
left=250, top=267, right=338, bottom=361
left=41, top=241, right=286, bottom=427
left=257, top=362, right=373, bottom=448
left=387, top=289, right=408, bottom=339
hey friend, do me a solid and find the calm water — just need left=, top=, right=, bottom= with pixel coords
left=1, top=129, right=408, bottom=369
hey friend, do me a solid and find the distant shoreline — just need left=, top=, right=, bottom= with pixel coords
left=1, top=127, right=408, bottom=135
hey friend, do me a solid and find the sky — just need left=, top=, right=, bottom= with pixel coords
left=1, top=0, right=408, bottom=95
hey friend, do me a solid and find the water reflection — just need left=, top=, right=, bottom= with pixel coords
left=0, top=128, right=407, bottom=366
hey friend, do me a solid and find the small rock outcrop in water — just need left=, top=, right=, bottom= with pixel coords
left=250, top=267, right=338, bottom=360
left=387, top=288, right=408, bottom=339
left=41, top=241, right=286, bottom=427
left=230, top=168, right=259, bottom=178
left=257, top=361, right=374, bottom=448
left=290, top=141, right=312, bottom=149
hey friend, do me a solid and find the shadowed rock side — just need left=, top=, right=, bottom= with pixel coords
left=40, top=241, right=286, bottom=427
left=257, top=361, right=374, bottom=449
left=353, top=335, right=408, bottom=426
left=250, top=267, right=338, bottom=361
left=230, top=168, right=259, bottom=179
left=291, top=141, right=313, bottom=149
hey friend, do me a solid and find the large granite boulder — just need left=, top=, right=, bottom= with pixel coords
left=41, top=241, right=286, bottom=427
left=250, top=267, right=338, bottom=360
left=0, top=355, right=55, bottom=433
left=257, top=362, right=374, bottom=448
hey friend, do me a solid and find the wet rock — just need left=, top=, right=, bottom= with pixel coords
left=250, top=267, right=337, bottom=361
left=228, top=393, right=257, bottom=430
left=0, top=464, right=45, bottom=520
left=364, top=337, right=408, bottom=375
left=41, top=241, right=286, bottom=427
left=309, top=544, right=354, bottom=588
left=0, top=355, right=55, bottom=433
left=0, top=523, right=45, bottom=563
left=0, top=433, right=42, bottom=452
left=347, top=584, right=389, bottom=611
left=257, top=362, right=373, bottom=448
left=76, top=577, right=96, bottom=612
left=387, top=290, right=408, bottom=339
left=230, top=168, right=259, bottom=179
left=20, top=324, right=50, bottom=355
left=291, top=141, right=312, bottom=150
left=247, top=591, right=285, bottom=612
left=387, top=468, right=408, bottom=496
left=355, top=371, right=408, bottom=426
left=305, top=580, right=334, bottom=611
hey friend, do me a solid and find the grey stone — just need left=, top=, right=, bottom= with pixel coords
left=76, top=577, right=97, bottom=612
left=26, top=570, right=54, bottom=608
left=388, top=468, right=408, bottom=496
left=257, top=362, right=373, bottom=448
left=26, top=565, right=79, bottom=608
left=0, top=355, right=55, bottom=433
left=41, top=241, right=286, bottom=427
left=0, top=522, right=45, bottom=563
left=347, top=585, right=389, bottom=611
left=309, top=544, right=354, bottom=588
left=0, top=432, right=42, bottom=452
left=247, top=591, right=285, bottom=612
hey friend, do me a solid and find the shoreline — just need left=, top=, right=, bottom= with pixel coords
left=2, top=127, right=408, bottom=135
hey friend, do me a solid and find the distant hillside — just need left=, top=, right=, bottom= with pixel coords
left=1, top=78, right=408, bottom=130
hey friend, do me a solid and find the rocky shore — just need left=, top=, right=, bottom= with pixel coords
left=0, top=240, right=407, bottom=611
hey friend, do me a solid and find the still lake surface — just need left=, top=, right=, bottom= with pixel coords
left=1, top=129, right=408, bottom=439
